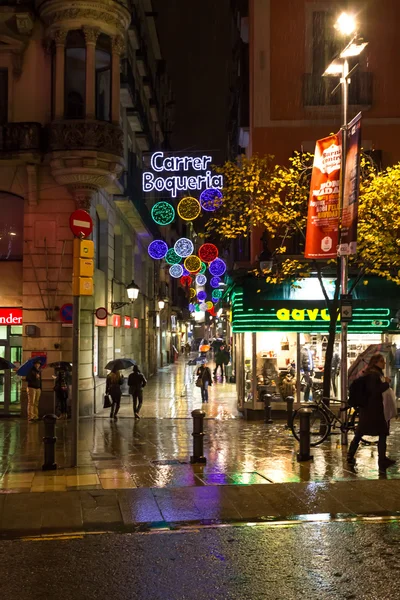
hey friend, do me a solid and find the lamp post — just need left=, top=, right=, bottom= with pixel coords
left=111, top=280, right=140, bottom=311
left=158, top=299, right=165, bottom=368
left=324, top=13, right=368, bottom=445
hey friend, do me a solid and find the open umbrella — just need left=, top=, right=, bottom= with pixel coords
left=348, top=343, right=393, bottom=384
left=0, top=357, right=16, bottom=370
left=49, top=361, right=72, bottom=371
left=105, top=358, right=136, bottom=371
left=16, top=355, right=47, bottom=377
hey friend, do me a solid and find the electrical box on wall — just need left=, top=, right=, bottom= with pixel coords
left=25, top=325, right=39, bottom=337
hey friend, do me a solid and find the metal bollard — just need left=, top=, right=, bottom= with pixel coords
left=285, top=395, right=294, bottom=429
left=42, top=414, right=57, bottom=471
left=297, top=409, right=314, bottom=462
left=190, top=409, right=207, bottom=464
left=264, top=393, right=273, bottom=424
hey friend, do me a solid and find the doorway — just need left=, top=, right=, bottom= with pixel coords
left=0, top=325, right=22, bottom=416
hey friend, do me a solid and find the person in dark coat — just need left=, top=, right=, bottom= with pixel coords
left=196, top=362, right=212, bottom=403
left=106, top=368, right=124, bottom=420
left=54, top=369, right=69, bottom=419
left=213, top=347, right=226, bottom=379
left=347, top=353, right=396, bottom=470
left=128, top=365, right=147, bottom=419
left=26, top=360, right=42, bottom=422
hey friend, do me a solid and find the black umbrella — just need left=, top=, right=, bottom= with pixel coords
left=0, top=357, right=16, bottom=370
left=49, top=361, right=73, bottom=371
left=105, top=358, right=136, bottom=371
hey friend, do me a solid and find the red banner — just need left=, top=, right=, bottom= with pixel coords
left=305, top=133, right=341, bottom=259
left=339, top=113, right=362, bottom=255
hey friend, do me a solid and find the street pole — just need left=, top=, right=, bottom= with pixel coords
left=159, top=308, right=163, bottom=368
left=71, top=294, right=81, bottom=467
left=340, top=58, right=349, bottom=446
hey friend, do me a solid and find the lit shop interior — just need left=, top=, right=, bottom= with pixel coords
left=231, top=277, right=400, bottom=419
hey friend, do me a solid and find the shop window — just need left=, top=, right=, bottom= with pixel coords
left=0, top=193, right=23, bottom=260
left=95, top=34, right=111, bottom=122
left=65, top=30, right=86, bottom=119
left=0, top=69, right=8, bottom=124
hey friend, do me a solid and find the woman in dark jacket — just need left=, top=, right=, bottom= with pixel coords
left=54, top=369, right=69, bottom=419
left=347, top=353, right=395, bottom=470
left=196, top=361, right=212, bottom=403
left=106, top=368, right=124, bottom=420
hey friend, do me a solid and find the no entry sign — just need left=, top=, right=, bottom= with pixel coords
left=69, top=209, right=93, bottom=238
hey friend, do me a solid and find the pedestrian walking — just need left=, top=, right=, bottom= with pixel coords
left=106, top=367, right=124, bottom=420
left=26, top=360, right=42, bottom=422
left=196, top=361, right=212, bottom=403
left=128, top=365, right=147, bottom=419
left=347, top=353, right=396, bottom=471
left=213, top=346, right=226, bottom=379
left=54, top=369, right=69, bottom=419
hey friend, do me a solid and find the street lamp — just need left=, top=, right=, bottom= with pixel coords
left=324, top=13, right=368, bottom=445
left=111, top=280, right=140, bottom=310
left=158, top=299, right=165, bottom=310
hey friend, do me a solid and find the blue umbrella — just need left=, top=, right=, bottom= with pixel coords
left=17, top=356, right=47, bottom=377
left=0, top=357, right=16, bottom=370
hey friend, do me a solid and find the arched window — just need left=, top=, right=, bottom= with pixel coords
left=65, top=30, right=86, bottom=119
left=0, top=193, right=23, bottom=260
left=95, top=34, right=112, bottom=121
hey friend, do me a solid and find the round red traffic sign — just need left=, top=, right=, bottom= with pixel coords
left=69, top=209, right=93, bottom=238
left=60, top=303, right=73, bottom=323
left=95, top=307, right=108, bottom=320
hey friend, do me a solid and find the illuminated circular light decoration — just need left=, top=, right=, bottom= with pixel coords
left=180, top=275, right=192, bottom=287
left=200, top=188, right=223, bottom=212
left=165, top=248, right=182, bottom=265
left=148, top=240, right=168, bottom=260
left=198, top=243, right=218, bottom=264
left=209, top=258, right=226, bottom=276
left=174, top=238, right=194, bottom=258
left=205, top=301, right=213, bottom=310
left=197, top=290, right=207, bottom=302
left=212, top=297, right=220, bottom=304
left=184, top=255, right=201, bottom=273
left=169, top=264, right=183, bottom=278
left=188, top=303, right=195, bottom=312
left=195, top=304, right=201, bottom=312
left=199, top=262, right=207, bottom=274
left=212, top=289, right=223, bottom=299
left=177, top=196, right=201, bottom=221
left=210, top=276, right=221, bottom=288
left=200, top=302, right=208, bottom=312
left=196, top=274, right=207, bottom=286
left=189, top=288, right=196, bottom=299
left=151, top=202, right=175, bottom=226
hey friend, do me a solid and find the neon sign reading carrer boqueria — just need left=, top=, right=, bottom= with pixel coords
left=142, top=152, right=223, bottom=198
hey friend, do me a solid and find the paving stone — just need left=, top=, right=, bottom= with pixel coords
left=40, top=492, right=83, bottom=530
left=152, top=488, right=202, bottom=522
left=117, top=489, right=164, bottom=524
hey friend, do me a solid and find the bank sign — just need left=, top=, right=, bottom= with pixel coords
left=0, top=308, right=23, bottom=325
left=142, top=152, right=223, bottom=198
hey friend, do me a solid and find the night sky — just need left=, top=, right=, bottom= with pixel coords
left=153, top=0, right=235, bottom=165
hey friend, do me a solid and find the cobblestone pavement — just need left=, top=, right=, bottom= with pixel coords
left=1, top=357, right=400, bottom=493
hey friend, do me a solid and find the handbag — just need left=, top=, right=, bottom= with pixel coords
left=195, top=377, right=202, bottom=388
left=103, top=394, right=112, bottom=409
left=383, top=387, right=397, bottom=421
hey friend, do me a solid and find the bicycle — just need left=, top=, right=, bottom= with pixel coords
left=290, top=394, right=369, bottom=447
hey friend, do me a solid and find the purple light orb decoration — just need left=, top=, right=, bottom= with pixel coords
left=200, top=188, right=223, bottom=212
left=182, top=267, right=190, bottom=276
left=148, top=240, right=168, bottom=260
left=197, top=290, right=207, bottom=302
left=210, top=276, right=221, bottom=288
left=195, top=274, right=207, bottom=286
left=174, top=237, right=194, bottom=258
left=212, top=297, right=220, bottom=304
left=169, top=264, right=183, bottom=278
left=209, top=258, right=226, bottom=276
left=188, top=303, right=195, bottom=312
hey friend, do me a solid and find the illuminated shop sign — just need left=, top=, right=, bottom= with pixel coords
left=277, top=308, right=334, bottom=321
left=0, top=308, right=23, bottom=325
left=142, top=152, right=223, bottom=198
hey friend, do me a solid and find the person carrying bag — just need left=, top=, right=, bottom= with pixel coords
left=128, top=365, right=147, bottom=419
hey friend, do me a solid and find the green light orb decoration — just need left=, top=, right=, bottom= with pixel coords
left=165, top=248, right=183, bottom=265
left=151, top=201, right=175, bottom=226
left=211, top=289, right=223, bottom=299
left=199, top=262, right=207, bottom=274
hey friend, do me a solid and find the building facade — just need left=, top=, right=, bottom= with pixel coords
left=0, top=0, right=174, bottom=417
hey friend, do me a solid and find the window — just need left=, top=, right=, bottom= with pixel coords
left=65, top=30, right=86, bottom=119
left=0, top=193, right=23, bottom=260
left=312, top=11, right=339, bottom=75
left=95, top=34, right=111, bottom=121
left=0, top=69, right=8, bottom=124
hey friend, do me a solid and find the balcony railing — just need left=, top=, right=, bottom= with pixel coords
left=303, top=72, right=373, bottom=107
left=0, top=122, right=42, bottom=153
left=47, top=120, right=124, bottom=157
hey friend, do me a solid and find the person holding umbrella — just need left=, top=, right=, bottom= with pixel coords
left=128, top=365, right=147, bottom=419
left=106, top=365, right=124, bottom=420
left=26, top=360, right=42, bottom=422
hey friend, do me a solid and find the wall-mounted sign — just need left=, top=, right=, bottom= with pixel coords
left=142, top=152, right=223, bottom=198
left=124, top=316, right=131, bottom=329
left=60, top=304, right=73, bottom=323
left=0, top=308, right=23, bottom=325
left=112, top=315, right=121, bottom=328
left=95, top=316, right=107, bottom=327
left=133, top=318, right=139, bottom=329
left=95, top=307, right=108, bottom=320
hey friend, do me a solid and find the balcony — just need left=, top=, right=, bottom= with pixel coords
left=0, top=122, right=42, bottom=155
left=303, top=72, right=373, bottom=108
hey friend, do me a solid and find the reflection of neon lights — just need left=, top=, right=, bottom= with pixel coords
left=150, top=152, right=212, bottom=172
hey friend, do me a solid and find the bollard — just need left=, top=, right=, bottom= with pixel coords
left=42, top=414, right=57, bottom=471
left=285, top=395, right=294, bottom=429
left=297, top=408, right=314, bottom=462
left=190, top=409, right=207, bottom=464
left=263, top=393, right=273, bottom=424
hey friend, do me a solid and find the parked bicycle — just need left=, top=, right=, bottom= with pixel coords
left=290, top=395, right=372, bottom=447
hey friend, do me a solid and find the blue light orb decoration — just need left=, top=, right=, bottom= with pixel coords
left=169, top=264, right=183, bottom=278
left=174, top=237, right=194, bottom=258
left=197, top=290, right=207, bottom=302
left=165, top=248, right=182, bottom=265
left=200, top=188, right=223, bottom=212
left=210, top=276, right=221, bottom=288
left=188, top=303, right=195, bottom=312
left=209, top=258, right=226, bottom=276
left=182, top=267, right=190, bottom=276
left=196, top=274, right=207, bottom=286
left=212, top=297, right=220, bottom=304
left=148, top=240, right=168, bottom=260
left=151, top=202, right=175, bottom=226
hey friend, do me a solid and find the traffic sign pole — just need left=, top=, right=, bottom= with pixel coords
left=71, top=294, right=81, bottom=467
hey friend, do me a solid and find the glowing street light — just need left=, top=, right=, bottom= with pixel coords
left=335, top=12, right=357, bottom=36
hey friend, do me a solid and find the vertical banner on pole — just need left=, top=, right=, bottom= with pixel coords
left=339, top=112, right=362, bottom=256
left=304, top=133, right=342, bottom=259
